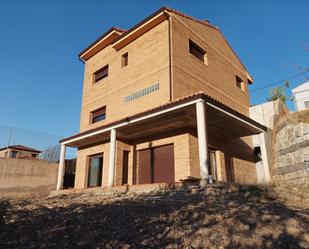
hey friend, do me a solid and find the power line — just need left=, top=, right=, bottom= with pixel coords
left=251, top=70, right=309, bottom=93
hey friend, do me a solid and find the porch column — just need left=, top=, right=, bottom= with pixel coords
left=56, top=144, right=66, bottom=190
left=196, top=100, right=209, bottom=187
left=259, top=131, right=271, bottom=183
left=108, top=129, right=116, bottom=187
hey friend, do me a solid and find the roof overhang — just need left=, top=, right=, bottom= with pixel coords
left=61, top=92, right=267, bottom=148
left=112, top=9, right=169, bottom=51
left=79, top=28, right=125, bottom=61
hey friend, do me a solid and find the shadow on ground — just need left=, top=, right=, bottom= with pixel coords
left=0, top=183, right=308, bottom=249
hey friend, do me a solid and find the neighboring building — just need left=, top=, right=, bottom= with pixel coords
left=250, top=99, right=289, bottom=183
left=0, top=145, right=41, bottom=159
left=56, top=7, right=267, bottom=191
left=292, top=81, right=309, bottom=111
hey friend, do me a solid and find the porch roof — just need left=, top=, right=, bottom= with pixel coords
left=61, top=92, right=267, bottom=148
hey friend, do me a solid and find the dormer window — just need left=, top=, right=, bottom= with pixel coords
left=93, top=65, right=108, bottom=83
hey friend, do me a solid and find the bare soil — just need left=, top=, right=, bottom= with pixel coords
left=0, top=183, right=308, bottom=249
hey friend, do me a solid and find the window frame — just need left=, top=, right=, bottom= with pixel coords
left=189, top=39, right=207, bottom=65
left=10, top=151, right=18, bottom=158
left=93, top=65, right=109, bottom=83
left=236, top=75, right=245, bottom=91
left=87, top=153, right=103, bottom=188
left=90, top=106, right=106, bottom=124
left=122, top=52, right=128, bottom=68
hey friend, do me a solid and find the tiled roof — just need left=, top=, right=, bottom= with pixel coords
left=79, top=6, right=251, bottom=80
left=78, top=27, right=126, bottom=58
left=60, top=91, right=267, bottom=143
left=0, top=145, right=41, bottom=153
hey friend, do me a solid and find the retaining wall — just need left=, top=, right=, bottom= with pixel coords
left=0, top=158, right=58, bottom=198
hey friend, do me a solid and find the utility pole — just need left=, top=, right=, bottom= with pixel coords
left=6, top=126, right=12, bottom=157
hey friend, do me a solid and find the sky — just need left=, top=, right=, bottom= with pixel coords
left=0, top=0, right=308, bottom=142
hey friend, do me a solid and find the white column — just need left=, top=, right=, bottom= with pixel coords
left=108, top=129, right=116, bottom=187
left=196, top=100, right=209, bottom=187
left=56, top=144, right=66, bottom=191
left=259, top=131, right=271, bottom=183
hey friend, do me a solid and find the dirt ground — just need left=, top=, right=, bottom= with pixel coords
left=0, top=183, right=308, bottom=249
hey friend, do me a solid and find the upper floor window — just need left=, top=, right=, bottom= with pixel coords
left=91, top=106, right=106, bottom=124
left=93, top=65, right=108, bottom=83
left=305, top=101, right=309, bottom=109
left=122, top=52, right=128, bottom=68
left=189, top=40, right=207, bottom=65
left=10, top=151, right=18, bottom=158
left=236, top=75, right=245, bottom=91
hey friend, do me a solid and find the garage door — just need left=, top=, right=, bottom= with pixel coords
left=138, top=144, right=175, bottom=184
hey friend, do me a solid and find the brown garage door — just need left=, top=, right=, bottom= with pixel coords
left=138, top=144, right=175, bottom=184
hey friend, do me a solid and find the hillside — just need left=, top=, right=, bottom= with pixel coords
left=0, top=183, right=308, bottom=249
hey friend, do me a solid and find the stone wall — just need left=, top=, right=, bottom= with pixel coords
left=0, top=158, right=58, bottom=198
left=273, top=121, right=309, bottom=185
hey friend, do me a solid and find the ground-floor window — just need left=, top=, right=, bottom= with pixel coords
left=209, top=150, right=218, bottom=181
left=88, top=153, right=103, bottom=187
left=138, top=144, right=175, bottom=184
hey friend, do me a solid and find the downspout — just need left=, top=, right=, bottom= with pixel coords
left=165, top=11, right=173, bottom=101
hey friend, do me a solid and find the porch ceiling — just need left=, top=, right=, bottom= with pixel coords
left=65, top=100, right=265, bottom=149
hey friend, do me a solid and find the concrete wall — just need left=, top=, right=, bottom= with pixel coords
left=292, top=81, right=309, bottom=111
left=250, top=99, right=288, bottom=183
left=0, top=158, right=58, bottom=198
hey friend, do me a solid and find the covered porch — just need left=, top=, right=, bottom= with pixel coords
left=56, top=93, right=267, bottom=190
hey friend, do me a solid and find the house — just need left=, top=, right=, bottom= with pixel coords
left=0, top=145, right=41, bottom=159
left=56, top=7, right=267, bottom=191
left=292, top=81, right=309, bottom=111
left=249, top=99, right=289, bottom=183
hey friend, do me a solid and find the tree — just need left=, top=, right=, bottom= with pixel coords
left=267, top=86, right=287, bottom=103
left=39, top=145, right=61, bottom=162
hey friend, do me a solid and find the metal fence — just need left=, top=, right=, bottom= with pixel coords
left=0, top=125, right=76, bottom=162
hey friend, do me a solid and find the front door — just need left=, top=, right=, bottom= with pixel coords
left=88, top=154, right=103, bottom=187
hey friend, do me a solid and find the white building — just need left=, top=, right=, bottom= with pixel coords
left=249, top=99, right=288, bottom=183
left=292, top=81, right=309, bottom=111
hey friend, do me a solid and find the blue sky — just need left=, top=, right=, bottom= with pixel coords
left=0, top=0, right=308, bottom=139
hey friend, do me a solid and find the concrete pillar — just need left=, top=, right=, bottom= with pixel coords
left=259, top=131, right=271, bottom=183
left=56, top=144, right=66, bottom=191
left=196, top=100, right=209, bottom=187
left=108, top=129, right=116, bottom=187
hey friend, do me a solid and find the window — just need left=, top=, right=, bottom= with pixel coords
left=10, top=151, right=18, bottom=158
left=91, top=106, right=106, bottom=124
left=93, top=65, right=108, bottom=83
left=122, top=52, right=128, bottom=67
left=88, top=154, right=103, bottom=187
left=189, top=40, right=207, bottom=64
left=32, top=153, right=37, bottom=158
left=305, top=101, right=309, bottom=109
left=236, top=75, right=244, bottom=91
